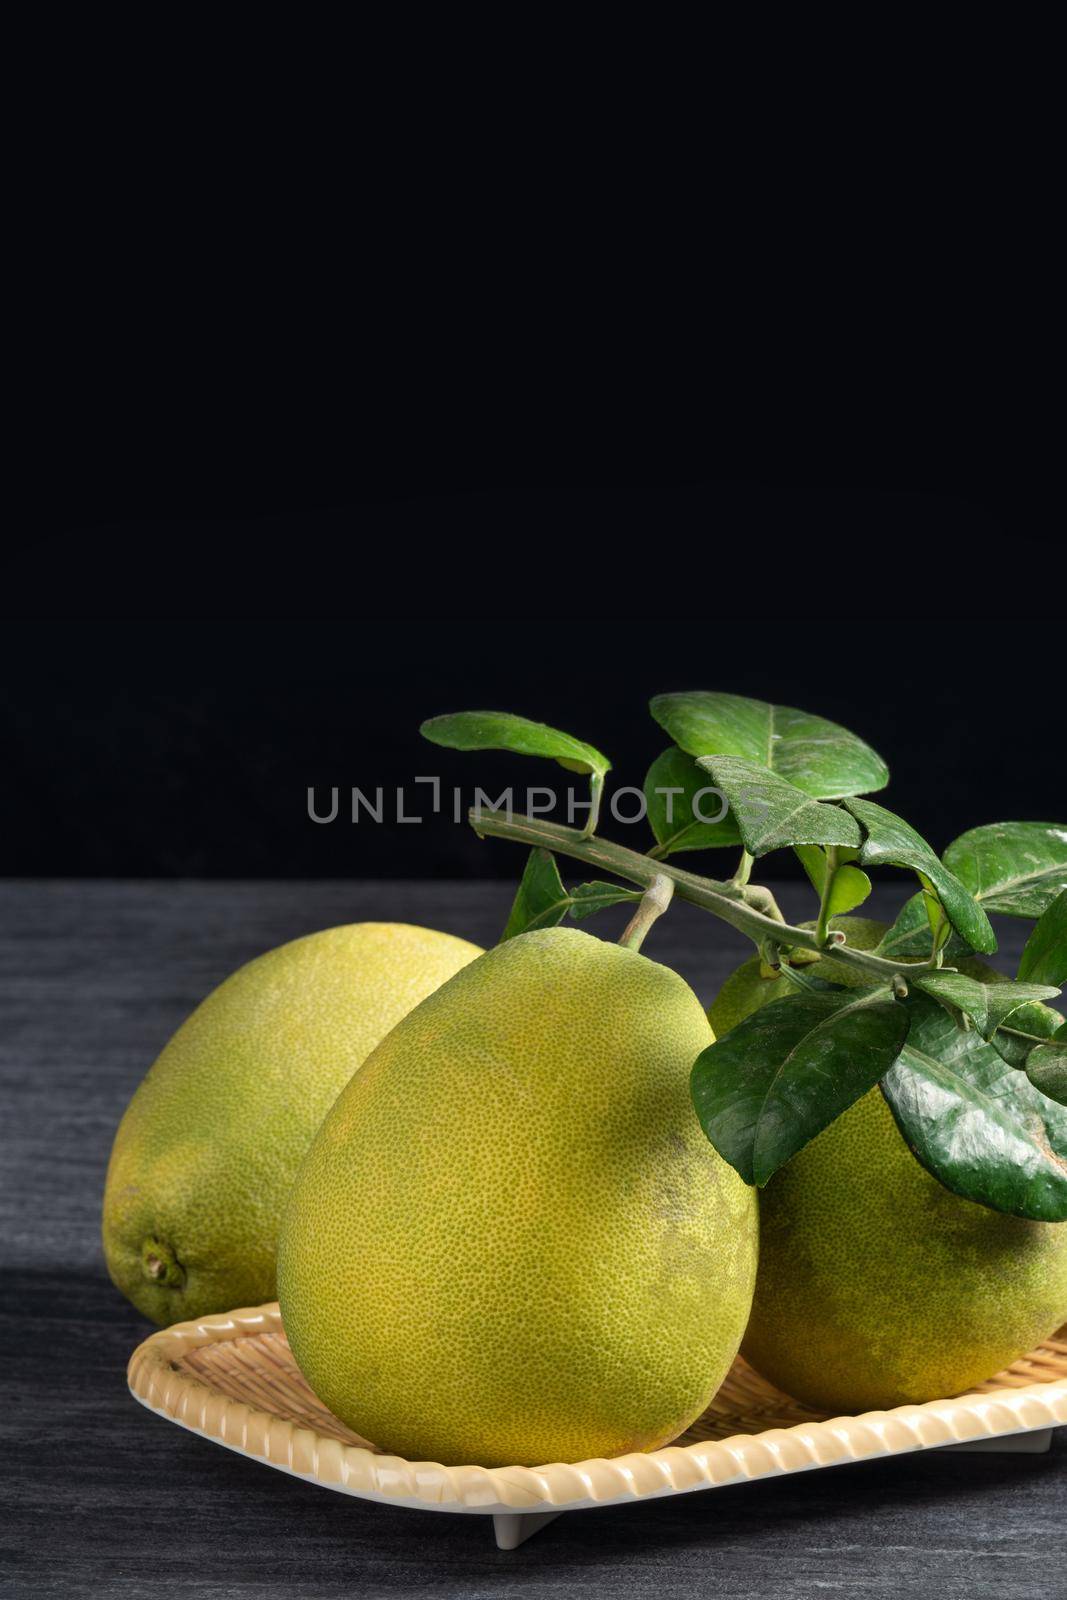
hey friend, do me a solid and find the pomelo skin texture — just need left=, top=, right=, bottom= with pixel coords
left=708, top=917, right=1067, bottom=1414
left=278, top=927, right=758, bottom=1468
left=103, top=923, right=481, bottom=1324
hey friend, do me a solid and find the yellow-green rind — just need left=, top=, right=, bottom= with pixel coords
left=709, top=917, right=1067, bottom=1414
left=279, top=926, right=758, bottom=1468
left=103, top=922, right=482, bottom=1324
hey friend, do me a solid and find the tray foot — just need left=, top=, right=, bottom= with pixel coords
left=941, top=1427, right=1053, bottom=1455
left=493, top=1510, right=563, bottom=1549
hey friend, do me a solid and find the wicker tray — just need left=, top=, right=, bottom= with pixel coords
left=128, top=1304, right=1067, bottom=1549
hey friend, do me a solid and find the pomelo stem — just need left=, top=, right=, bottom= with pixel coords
left=619, top=875, right=674, bottom=952
left=731, top=849, right=755, bottom=887
left=582, top=771, right=605, bottom=839
left=470, top=808, right=943, bottom=981
left=814, top=846, right=840, bottom=946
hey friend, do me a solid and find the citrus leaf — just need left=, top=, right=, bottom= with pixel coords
left=874, top=892, right=970, bottom=962
left=421, top=710, right=610, bottom=779
left=650, top=691, right=888, bottom=799
left=878, top=836, right=1067, bottom=963
left=826, top=869, right=874, bottom=917
left=913, top=972, right=1061, bottom=1039
left=919, top=884, right=951, bottom=950
left=843, top=796, right=996, bottom=955
left=943, top=821, right=1067, bottom=918
left=989, top=999, right=1065, bottom=1068
left=880, top=995, right=1067, bottom=1221
left=1026, top=1031, right=1067, bottom=1105
left=691, top=982, right=908, bottom=1186
left=644, top=747, right=741, bottom=855
left=422, top=710, right=611, bottom=835
left=794, top=845, right=872, bottom=916
left=567, top=881, right=643, bottom=922
left=501, top=849, right=572, bottom=941
left=1017, top=889, right=1067, bottom=987
left=696, top=756, right=862, bottom=858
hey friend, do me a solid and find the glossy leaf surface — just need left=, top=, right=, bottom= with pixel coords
left=1017, top=889, right=1067, bottom=987
left=943, top=822, right=1067, bottom=918
left=1026, top=1030, right=1067, bottom=1105
left=913, top=972, right=1061, bottom=1039
left=881, top=996, right=1067, bottom=1220
left=696, top=756, right=862, bottom=858
left=844, top=796, right=996, bottom=954
left=650, top=691, right=888, bottom=799
left=989, top=999, right=1065, bottom=1068
left=691, top=982, right=908, bottom=1185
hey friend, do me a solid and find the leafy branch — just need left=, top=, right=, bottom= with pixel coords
left=420, top=693, right=1067, bottom=1222
left=470, top=806, right=946, bottom=981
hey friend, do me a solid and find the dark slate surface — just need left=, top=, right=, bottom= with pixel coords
left=1, top=879, right=1063, bottom=1600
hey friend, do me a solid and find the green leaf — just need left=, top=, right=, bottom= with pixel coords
left=691, top=982, right=909, bottom=1186
left=695, top=756, right=862, bottom=858
left=943, top=822, right=1067, bottom=918
left=501, top=849, right=572, bottom=941
left=913, top=972, right=1061, bottom=1039
left=843, top=796, right=997, bottom=955
left=421, top=710, right=610, bottom=779
left=878, top=836, right=1067, bottom=963
left=421, top=710, right=611, bottom=833
left=644, top=747, right=741, bottom=855
left=989, top=999, right=1065, bottom=1068
left=567, top=881, right=644, bottom=922
left=651, top=691, right=888, bottom=799
left=874, top=892, right=969, bottom=961
left=881, top=996, right=1067, bottom=1221
left=794, top=845, right=873, bottom=916
left=1026, top=1030, right=1067, bottom=1105
left=919, top=884, right=950, bottom=949
left=1017, top=889, right=1067, bottom=987
left=826, top=867, right=876, bottom=918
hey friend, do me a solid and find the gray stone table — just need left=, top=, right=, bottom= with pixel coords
left=2, top=880, right=1064, bottom=1598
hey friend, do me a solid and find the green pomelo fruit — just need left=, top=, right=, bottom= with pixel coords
left=708, top=917, right=1067, bottom=1413
left=279, top=926, right=758, bottom=1467
left=103, top=922, right=481, bottom=1324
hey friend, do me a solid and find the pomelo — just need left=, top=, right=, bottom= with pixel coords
left=278, top=927, right=758, bottom=1467
left=103, top=922, right=481, bottom=1323
left=708, top=917, right=1067, bottom=1413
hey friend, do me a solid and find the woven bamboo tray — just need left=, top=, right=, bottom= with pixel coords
left=128, top=1304, right=1067, bottom=1549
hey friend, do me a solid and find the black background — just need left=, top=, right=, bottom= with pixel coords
left=5, top=65, right=1067, bottom=1600
left=9, top=12, right=1060, bottom=882
left=5, top=483, right=1064, bottom=880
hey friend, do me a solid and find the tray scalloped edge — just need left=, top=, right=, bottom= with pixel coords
left=128, top=1303, right=1067, bottom=1520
